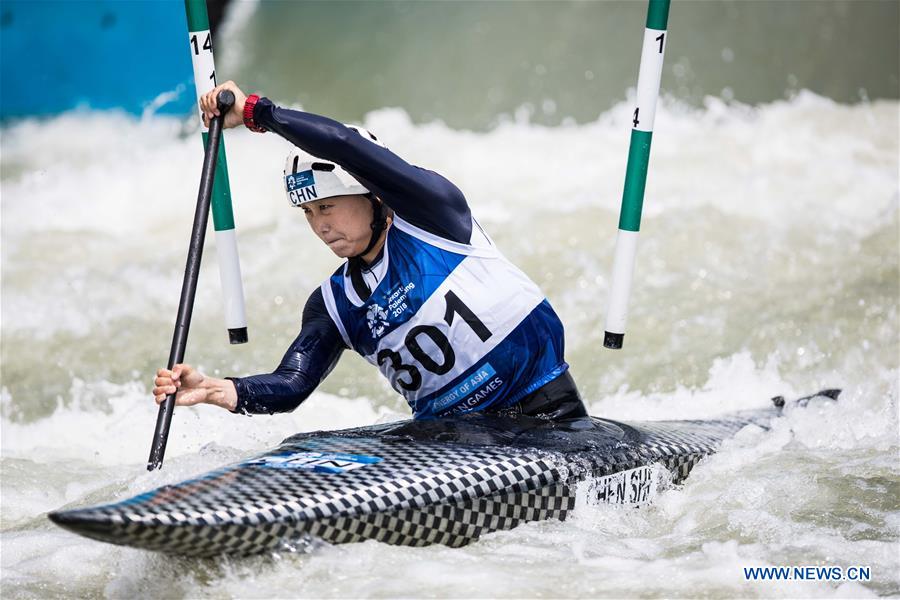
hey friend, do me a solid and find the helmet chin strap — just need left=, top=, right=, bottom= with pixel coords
left=353, top=194, right=387, bottom=261
left=347, top=196, right=387, bottom=301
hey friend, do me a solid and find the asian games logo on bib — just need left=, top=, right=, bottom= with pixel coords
left=366, top=304, right=390, bottom=338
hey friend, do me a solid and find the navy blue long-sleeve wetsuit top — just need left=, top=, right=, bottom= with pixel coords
left=230, top=99, right=472, bottom=415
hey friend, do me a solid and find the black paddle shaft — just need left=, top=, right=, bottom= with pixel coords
left=147, top=90, right=236, bottom=471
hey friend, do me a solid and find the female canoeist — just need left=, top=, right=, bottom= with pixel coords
left=153, top=81, right=587, bottom=422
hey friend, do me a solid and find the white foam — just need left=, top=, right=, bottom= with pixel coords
left=3, top=93, right=896, bottom=238
left=1, top=378, right=388, bottom=466
left=587, top=350, right=792, bottom=420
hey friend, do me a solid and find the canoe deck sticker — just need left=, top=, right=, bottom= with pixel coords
left=245, top=451, right=382, bottom=474
left=589, top=465, right=662, bottom=505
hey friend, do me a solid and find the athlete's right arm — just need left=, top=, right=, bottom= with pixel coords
left=228, top=288, right=347, bottom=415
left=152, top=289, right=346, bottom=415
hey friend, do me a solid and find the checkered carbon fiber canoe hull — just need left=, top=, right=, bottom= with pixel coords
left=49, top=391, right=838, bottom=557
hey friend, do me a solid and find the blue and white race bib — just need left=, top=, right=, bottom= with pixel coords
left=322, top=216, right=567, bottom=418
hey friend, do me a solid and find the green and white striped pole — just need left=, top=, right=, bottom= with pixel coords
left=184, top=0, right=248, bottom=344
left=604, top=0, right=670, bottom=350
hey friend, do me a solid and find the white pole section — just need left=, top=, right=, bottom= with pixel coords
left=185, top=0, right=249, bottom=344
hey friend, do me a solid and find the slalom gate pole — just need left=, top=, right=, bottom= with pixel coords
left=185, top=0, right=248, bottom=345
left=147, top=91, right=235, bottom=472
left=603, top=0, right=670, bottom=350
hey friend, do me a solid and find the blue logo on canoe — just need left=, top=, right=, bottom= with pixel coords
left=245, top=451, right=382, bottom=474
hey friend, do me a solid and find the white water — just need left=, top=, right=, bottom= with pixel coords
left=1, top=94, right=898, bottom=597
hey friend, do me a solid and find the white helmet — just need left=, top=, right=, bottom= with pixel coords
left=283, top=125, right=385, bottom=207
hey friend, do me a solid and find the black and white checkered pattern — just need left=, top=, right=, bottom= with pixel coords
left=49, top=410, right=774, bottom=557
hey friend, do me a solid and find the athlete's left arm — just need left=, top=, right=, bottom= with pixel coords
left=227, top=289, right=346, bottom=415
left=252, top=99, right=473, bottom=244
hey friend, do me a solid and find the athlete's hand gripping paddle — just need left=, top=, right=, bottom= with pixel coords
left=147, top=90, right=235, bottom=471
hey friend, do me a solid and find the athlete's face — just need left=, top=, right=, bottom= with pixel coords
left=302, top=194, right=374, bottom=258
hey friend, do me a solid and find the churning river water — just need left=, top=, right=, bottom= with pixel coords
left=2, top=1, right=898, bottom=598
